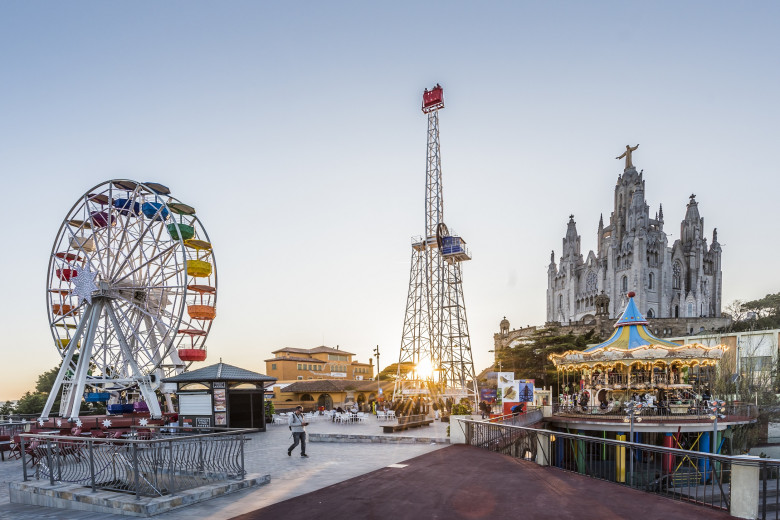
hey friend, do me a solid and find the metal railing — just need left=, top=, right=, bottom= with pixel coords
left=461, top=419, right=747, bottom=513
left=552, top=403, right=758, bottom=421
left=19, top=426, right=255, bottom=498
left=485, top=407, right=544, bottom=427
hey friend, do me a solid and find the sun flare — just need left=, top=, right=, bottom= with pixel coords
left=415, top=358, right=435, bottom=380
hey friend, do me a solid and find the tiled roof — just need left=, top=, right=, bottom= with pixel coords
left=272, top=345, right=356, bottom=356
left=264, top=356, right=326, bottom=363
left=162, top=362, right=277, bottom=383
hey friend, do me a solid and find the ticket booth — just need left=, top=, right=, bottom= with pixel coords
left=162, top=361, right=277, bottom=431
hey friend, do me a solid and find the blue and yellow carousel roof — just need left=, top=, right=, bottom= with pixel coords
left=583, top=294, right=679, bottom=352
left=549, top=292, right=728, bottom=369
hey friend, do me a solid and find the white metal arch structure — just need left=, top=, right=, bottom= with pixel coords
left=42, top=180, right=217, bottom=420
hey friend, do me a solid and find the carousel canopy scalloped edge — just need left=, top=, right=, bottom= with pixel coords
left=549, top=342, right=729, bottom=370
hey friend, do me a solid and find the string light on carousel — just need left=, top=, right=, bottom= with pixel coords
left=549, top=292, right=729, bottom=413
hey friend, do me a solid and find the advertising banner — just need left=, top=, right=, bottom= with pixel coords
left=503, top=402, right=525, bottom=416
left=496, top=372, right=515, bottom=404
left=496, top=372, right=515, bottom=405
left=480, top=388, right=497, bottom=403
left=517, top=379, right=535, bottom=403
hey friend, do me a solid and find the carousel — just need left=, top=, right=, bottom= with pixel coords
left=550, top=292, right=728, bottom=414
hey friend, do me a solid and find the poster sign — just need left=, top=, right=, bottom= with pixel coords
left=215, top=413, right=227, bottom=426
left=213, top=389, right=226, bottom=412
left=503, top=401, right=526, bottom=415
left=480, top=388, right=497, bottom=403
left=517, top=379, right=535, bottom=403
left=496, top=372, right=515, bottom=405
left=195, top=417, right=211, bottom=428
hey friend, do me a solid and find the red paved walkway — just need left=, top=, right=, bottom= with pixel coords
left=230, top=445, right=731, bottom=520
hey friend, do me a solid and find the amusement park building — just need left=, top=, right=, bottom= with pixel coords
left=547, top=156, right=723, bottom=326
left=264, top=346, right=374, bottom=382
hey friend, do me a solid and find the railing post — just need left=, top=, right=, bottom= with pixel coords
left=133, top=442, right=140, bottom=500
left=729, top=455, right=760, bottom=519
left=240, top=433, right=246, bottom=479
left=46, top=439, right=55, bottom=486
left=199, top=436, right=204, bottom=474
left=169, top=439, right=175, bottom=496
left=89, top=440, right=96, bottom=492
left=21, top=436, right=28, bottom=482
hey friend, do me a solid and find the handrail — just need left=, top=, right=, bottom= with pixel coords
left=457, top=417, right=773, bottom=466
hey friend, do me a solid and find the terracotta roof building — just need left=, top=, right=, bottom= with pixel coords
left=264, top=345, right=374, bottom=381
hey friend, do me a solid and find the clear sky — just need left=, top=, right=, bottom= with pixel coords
left=2, top=2, right=779, bottom=401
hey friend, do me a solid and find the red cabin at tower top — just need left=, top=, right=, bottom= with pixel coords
left=422, top=84, right=444, bottom=113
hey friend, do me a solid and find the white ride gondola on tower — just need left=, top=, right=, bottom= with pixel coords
left=42, top=180, right=217, bottom=421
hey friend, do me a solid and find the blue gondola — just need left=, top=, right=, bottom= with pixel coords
left=86, top=392, right=110, bottom=403
left=107, top=404, right=124, bottom=415
left=113, top=198, right=141, bottom=216
left=142, top=202, right=169, bottom=221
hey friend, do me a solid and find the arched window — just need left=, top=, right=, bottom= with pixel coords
left=301, top=394, right=314, bottom=402
left=687, top=303, right=693, bottom=317
left=648, top=272, right=654, bottom=290
left=674, top=305, right=679, bottom=318
left=647, top=308, right=655, bottom=318
left=621, top=276, right=628, bottom=293
left=559, top=294, right=563, bottom=309
left=673, top=262, right=682, bottom=290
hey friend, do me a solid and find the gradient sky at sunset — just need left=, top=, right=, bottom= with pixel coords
left=2, top=2, right=779, bottom=400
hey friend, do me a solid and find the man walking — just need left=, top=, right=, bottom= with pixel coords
left=288, top=406, right=309, bottom=458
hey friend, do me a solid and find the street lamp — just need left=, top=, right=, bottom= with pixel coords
left=623, top=401, right=643, bottom=486
left=373, top=345, right=381, bottom=401
left=709, top=399, right=726, bottom=454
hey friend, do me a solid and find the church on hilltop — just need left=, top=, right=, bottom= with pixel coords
left=546, top=145, right=723, bottom=325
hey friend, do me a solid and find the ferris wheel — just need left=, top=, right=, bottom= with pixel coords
left=42, top=180, right=217, bottom=420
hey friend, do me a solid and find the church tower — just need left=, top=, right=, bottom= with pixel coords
left=546, top=146, right=722, bottom=324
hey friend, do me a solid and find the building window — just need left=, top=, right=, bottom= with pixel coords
left=301, top=394, right=314, bottom=401
left=673, top=262, right=681, bottom=290
left=272, top=363, right=277, bottom=370
left=297, top=376, right=303, bottom=380
left=621, top=276, right=628, bottom=293
left=297, top=363, right=302, bottom=370
left=648, top=273, right=654, bottom=290
left=647, top=308, right=654, bottom=318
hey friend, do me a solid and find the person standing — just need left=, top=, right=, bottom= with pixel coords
left=287, top=406, right=309, bottom=458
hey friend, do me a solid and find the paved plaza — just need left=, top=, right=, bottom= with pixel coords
left=0, top=416, right=733, bottom=519
left=0, top=415, right=451, bottom=519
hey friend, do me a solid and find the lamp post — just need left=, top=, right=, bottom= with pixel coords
left=709, top=399, right=726, bottom=454
left=623, top=401, right=643, bottom=486
left=373, top=345, right=380, bottom=400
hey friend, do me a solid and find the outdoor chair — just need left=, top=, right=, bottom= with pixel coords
left=376, top=411, right=387, bottom=421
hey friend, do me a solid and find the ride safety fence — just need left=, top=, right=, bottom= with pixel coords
left=17, top=426, right=255, bottom=498
left=458, top=418, right=780, bottom=519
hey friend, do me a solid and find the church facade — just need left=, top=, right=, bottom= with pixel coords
left=546, top=148, right=723, bottom=325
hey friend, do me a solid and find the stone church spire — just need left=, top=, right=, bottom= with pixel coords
left=681, top=194, right=703, bottom=245
left=562, top=215, right=581, bottom=261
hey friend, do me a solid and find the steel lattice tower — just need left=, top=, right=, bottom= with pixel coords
left=393, top=85, right=478, bottom=407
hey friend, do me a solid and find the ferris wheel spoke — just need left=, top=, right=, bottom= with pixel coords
left=112, top=243, right=178, bottom=286
left=109, top=212, right=167, bottom=282
left=111, top=294, right=176, bottom=341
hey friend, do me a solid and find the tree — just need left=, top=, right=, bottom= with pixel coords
left=0, top=401, right=14, bottom=416
left=376, top=363, right=415, bottom=381
left=726, top=292, right=780, bottom=332
left=14, top=391, right=48, bottom=415
left=496, top=327, right=601, bottom=390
